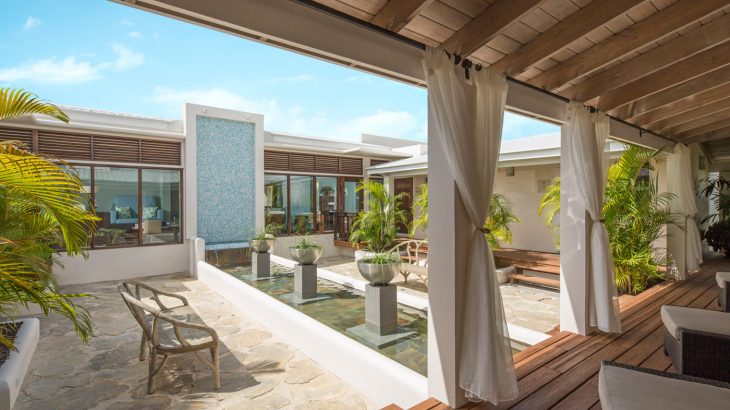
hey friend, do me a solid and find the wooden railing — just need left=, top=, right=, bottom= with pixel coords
left=333, top=212, right=357, bottom=241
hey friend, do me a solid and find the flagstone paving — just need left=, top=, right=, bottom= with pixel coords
left=16, top=273, right=374, bottom=410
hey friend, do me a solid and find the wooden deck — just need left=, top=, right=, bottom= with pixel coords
left=403, top=254, right=728, bottom=410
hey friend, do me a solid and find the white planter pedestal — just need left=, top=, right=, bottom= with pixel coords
left=251, top=251, right=271, bottom=279
left=282, top=264, right=330, bottom=305
left=347, top=284, right=415, bottom=349
left=0, top=318, right=39, bottom=410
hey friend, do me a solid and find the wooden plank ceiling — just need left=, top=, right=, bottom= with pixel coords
left=308, top=0, right=730, bottom=164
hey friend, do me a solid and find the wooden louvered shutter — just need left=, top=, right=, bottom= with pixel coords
left=340, top=157, right=363, bottom=175
left=316, top=155, right=340, bottom=173
left=38, top=131, right=92, bottom=160
left=0, top=126, right=33, bottom=149
left=290, top=153, right=316, bottom=173
left=264, top=151, right=290, bottom=171
left=92, top=136, right=141, bottom=163
left=141, top=140, right=181, bottom=165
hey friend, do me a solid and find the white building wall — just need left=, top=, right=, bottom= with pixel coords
left=53, top=244, right=189, bottom=285
left=493, top=164, right=560, bottom=253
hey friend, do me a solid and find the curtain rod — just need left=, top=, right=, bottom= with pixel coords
left=291, top=0, right=676, bottom=146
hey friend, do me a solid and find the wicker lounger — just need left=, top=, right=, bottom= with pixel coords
left=717, top=272, right=730, bottom=313
left=599, top=361, right=730, bottom=410
left=118, top=281, right=221, bottom=393
left=661, top=305, right=730, bottom=382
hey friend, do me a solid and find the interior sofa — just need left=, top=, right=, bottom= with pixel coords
left=110, top=195, right=164, bottom=225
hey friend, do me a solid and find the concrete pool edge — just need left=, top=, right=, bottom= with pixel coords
left=197, top=260, right=427, bottom=408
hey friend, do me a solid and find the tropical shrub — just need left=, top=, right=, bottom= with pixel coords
left=484, top=193, right=520, bottom=249
left=703, top=219, right=730, bottom=257
left=293, top=234, right=321, bottom=249
left=408, top=183, right=519, bottom=248
left=350, top=180, right=408, bottom=253
left=537, top=178, right=561, bottom=249
left=538, top=145, right=677, bottom=295
left=696, top=175, right=730, bottom=225
left=0, top=88, right=98, bottom=349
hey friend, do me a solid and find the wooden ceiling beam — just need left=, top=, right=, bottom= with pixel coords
left=596, top=42, right=730, bottom=111
left=489, top=0, right=645, bottom=76
left=564, top=12, right=730, bottom=102
left=675, top=117, right=730, bottom=141
left=369, top=0, right=434, bottom=33
left=439, top=0, right=546, bottom=57
left=611, top=67, right=730, bottom=119
left=645, top=96, right=730, bottom=131
left=662, top=106, right=730, bottom=136
left=530, top=0, right=729, bottom=91
left=680, top=125, right=730, bottom=145
left=629, top=82, right=730, bottom=126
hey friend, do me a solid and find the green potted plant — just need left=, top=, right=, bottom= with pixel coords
left=288, top=234, right=323, bottom=265
left=250, top=224, right=278, bottom=253
left=349, top=181, right=407, bottom=285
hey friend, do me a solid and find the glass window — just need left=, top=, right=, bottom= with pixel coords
left=141, top=169, right=181, bottom=244
left=343, top=179, right=361, bottom=214
left=264, top=174, right=288, bottom=235
left=59, top=164, right=92, bottom=248
left=94, top=167, right=139, bottom=247
left=290, top=175, right=315, bottom=235
left=317, top=176, right=337, bottom=232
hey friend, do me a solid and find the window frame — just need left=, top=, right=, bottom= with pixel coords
left=65, top=162, right=184, bottom=249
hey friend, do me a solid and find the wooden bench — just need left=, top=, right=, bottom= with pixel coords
left=493, top=248, right=560, bottom=289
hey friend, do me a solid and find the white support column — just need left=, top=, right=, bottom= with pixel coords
left=427, top=119, right=470, bottom=406
left=559, top=125, right=593, bottom=335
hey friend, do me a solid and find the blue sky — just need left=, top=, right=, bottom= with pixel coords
left=0, top=1, right=558, bottom=142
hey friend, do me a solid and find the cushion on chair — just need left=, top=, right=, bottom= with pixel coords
left=599, top=363, right=730, bottom=410
left=145, top=305, right=213, bottom=349
left=660, top=305, right=730, bottom=339
left=717, top=272, right=730, bottom=289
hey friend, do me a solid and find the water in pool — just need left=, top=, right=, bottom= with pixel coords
left=223, top=263, right=428, bottom=376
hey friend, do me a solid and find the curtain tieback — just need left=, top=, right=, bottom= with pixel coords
left=477, top=227, right=491, bottom=234
left=593, top=218, right=606, bottom=223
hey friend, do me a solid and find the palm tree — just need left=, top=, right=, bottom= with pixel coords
left=350, top=180, right=408, bottom=253
left=484, top=193, right=520, bottom=249
left=537, top=177, right=561, bottom=249
left=0, top=88, right=95, bottom=349
left=537, top=145, right=677, bottom=294
left=408, top=183, right=520, bottom=248
left=410, top=183, right=428, bottom=237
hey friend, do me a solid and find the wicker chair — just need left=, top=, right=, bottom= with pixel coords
left=390, top=240, right=428, bottom=285
left=717, top=272, right=730, bottom=312
left=599, top=361, right=730, bottom=410
left=661, top=305, right=730, bottom=383
left=118, top=281, right=221, bottom=393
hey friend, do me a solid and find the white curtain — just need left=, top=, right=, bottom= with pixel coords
left=565, top=102, right=622, bottom=333
left=667, top=144, right=703, bottom=271
left=422, top=48, right=517, bottom=403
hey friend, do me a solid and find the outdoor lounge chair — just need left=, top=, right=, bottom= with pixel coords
left=118, top=281, right=221, bottom=393
left=717, top=271, right=730, bottom=312
left=661, top=305, right=730, bottom=382
left=599, top=361, right=730, bottom=410
left=390, top=240, right=428, bottom=285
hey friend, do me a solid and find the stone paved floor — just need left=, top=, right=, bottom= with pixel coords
left=17, top=273, right=374, bottom=410
left=317, top=256, right=560, bottom=334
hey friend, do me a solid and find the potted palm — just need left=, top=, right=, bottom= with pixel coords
left=250, top=225, right=277, bottom=253
left=288, top=235, right=323, bottom=265
left=0, top=88, right=96, bottom=409
left=349, top=181, right=408, bottom=285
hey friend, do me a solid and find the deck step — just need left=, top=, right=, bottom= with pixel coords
left=509, top=273, right=560, bottom=289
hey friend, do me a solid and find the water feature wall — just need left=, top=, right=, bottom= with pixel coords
left=195, top=115, right=257, bottom=244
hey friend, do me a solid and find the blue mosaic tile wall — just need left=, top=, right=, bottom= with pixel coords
left=196, top=115, right=256, bottom=243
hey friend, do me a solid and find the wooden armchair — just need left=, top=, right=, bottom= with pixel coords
left=118, top=281, right=220, bottom=393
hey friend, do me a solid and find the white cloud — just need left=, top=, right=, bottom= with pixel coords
left=0, top=44, right=144, bottom=84
left=151, top=86, right=425, bottom=141
left=103, top=44, right=144, bottom=71
left=120, top=19, right=135, bottom=27
left=0, top=56, right=99, bottom=84
left=23, top=16, right=41, bottom=31
left=128, top=31, right=143, bottom=39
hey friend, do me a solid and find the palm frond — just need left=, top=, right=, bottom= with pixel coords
left=0, top=88, right=69, bottom=123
